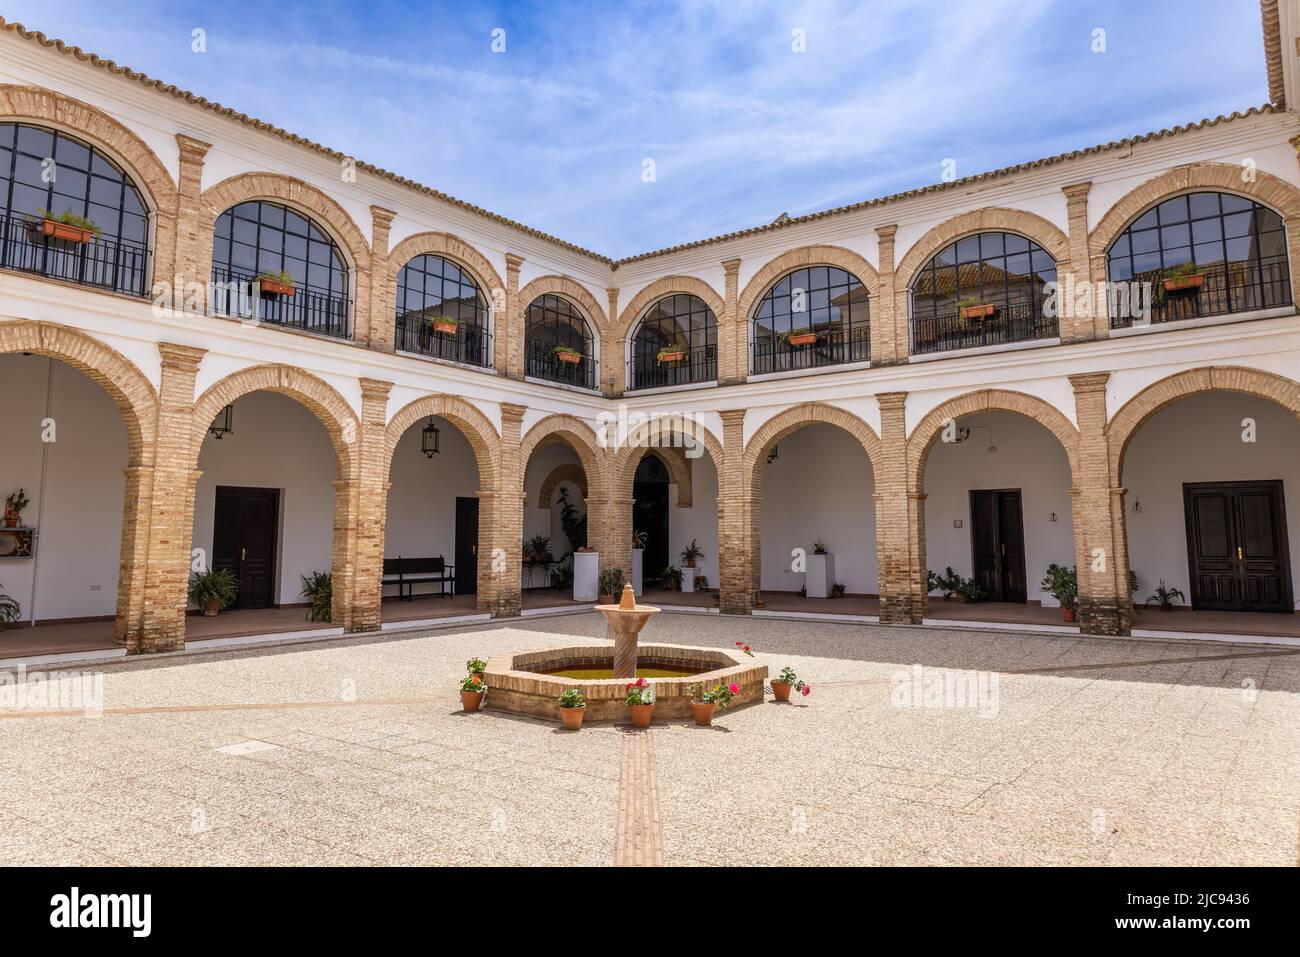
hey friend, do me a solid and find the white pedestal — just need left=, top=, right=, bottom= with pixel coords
left=681, top=565, right=697, bottom=593
left=805, top=553, right=835, bottom=598
left=631, top=548, right=643, bottom=596
left=573, top=550, right=599, bottom=602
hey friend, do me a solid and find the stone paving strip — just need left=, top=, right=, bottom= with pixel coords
left=0, top=613, right=1296, bottom=866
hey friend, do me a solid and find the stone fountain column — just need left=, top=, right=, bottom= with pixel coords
left=596, top=583, right=660, bottom=679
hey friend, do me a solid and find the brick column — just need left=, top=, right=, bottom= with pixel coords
left=115, top=463, right=155, bottom=646
left=501, top=254, right=524, bottom=379
left=876, top=392, right=922, bottom=623
left=873, top=225, right=904, bottom=365
left=603, top=286, right=624, bottom=396
left=1061, top=182, right=1095, bottom=344
left=364, top=207, right=397, bottom=352
left=137, top=343, right=206, bottom=653
left=720, top=258, right=744, bottom=384
left=170, top=134, right=212, bottom=294
left=1069, top=372, right=1129, bottom=635
left=483, top=402, right=525, bottom=617
left=718, top=409, right=750, bottom=614
left=343, top=378, right=392, bottom=631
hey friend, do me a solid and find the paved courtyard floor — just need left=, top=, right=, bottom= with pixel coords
left=0, top=612, right=1296, bottom=866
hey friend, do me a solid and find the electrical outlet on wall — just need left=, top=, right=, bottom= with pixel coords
left=89, top=584, right=101, bottom=591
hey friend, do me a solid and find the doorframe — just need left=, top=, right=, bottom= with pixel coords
left=212, top=484, right=281, bottom=611
left=1181, top=479, right=1293, bottom=613
left=968, top=487, right=1028, bottom=603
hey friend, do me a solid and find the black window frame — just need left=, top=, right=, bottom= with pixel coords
left=749, top=265, right=870, bottom=374
left=628, top=293, right=718, bottom=390
left=525, top=293, right=598, bottom=390
left=393, top=253, right=492, bottom=368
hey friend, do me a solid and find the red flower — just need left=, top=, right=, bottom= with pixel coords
left=801, top=685, right=811, bottom=697
left=735, top=641, right=742, bottom=647
left=472, top=674, right=481, bottom=686
left=727, top=683, right=739, bottom=694
left=636, top=677, right=647, bottom=687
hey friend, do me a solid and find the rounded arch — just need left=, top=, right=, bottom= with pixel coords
left=612, top=423, right=723, bottom=504
left=383, top=394, right=500, bottom=486
left=616, top=276, right=726, bottom=340
left=897, top=208, right=1070, bottom=288
left=1089, top=163, right=1300, bottom=261
left=387, top=231, right=505, bottom=301
left=520, top=414, right=608, bottom=491
left=0, top=84, right=176, bottom=215
left=537, top=463, right=588, bottom=509
left=744, top=402, right=883, bottom=482
left=906, top=390, right=1079, bottom=493
left=737, top=245, right=880, bottom=320
left=1106, top=366, right=1300, bottom=486
left=0, top=320, right=157, bottom=466
left=191, top=365, right=359, bottom=474
left=519, top=276, right=607, bottom=330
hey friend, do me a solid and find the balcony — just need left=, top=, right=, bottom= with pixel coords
left=628, top=344, right=716, bottom=391
left=209, top=266, right=352, bottom=340
left=526, top=343, right=598, bottom=390
left=1109, top=256, right=1292, bottom=330
left=0, top=213, right=149, bottom=297
left=394, top=313, right=492, bottom=368
left=750, top=323, right=870, bottom=375
left=911, top=297, right=1056, bottom=356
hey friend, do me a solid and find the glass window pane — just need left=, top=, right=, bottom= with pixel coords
left=1187, top=192, right=1220, bottom=218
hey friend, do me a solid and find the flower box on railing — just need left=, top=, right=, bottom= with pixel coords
left=1162, top=273, right=1205, bottom=293
left=959, top=302, right=996, bottom=320
left=554, top=346, right=583, bottom=365
left=784, top=331, right=818, bottom=347
left=429, top=316, right=459, bottom=335
left=657, top=346, right=687, bottom=364
left=29, top=218, right=96, bottom=245
left=258, top=276, right=296, bottom=297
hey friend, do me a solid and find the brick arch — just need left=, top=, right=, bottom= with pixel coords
left=0, top=320, right=156, bottom=467
left=191, top=365, right=358, bottom=475
left=520, top=276, right=607, bottom=330
left=737, top=245, right=880, bottom=321
left=537, top=463, right=588, bottom=509
left=896, top=207, right=1071, bottom=289
left=906, top=390, right=1079, bottom=493
left=1106, top=366, right=1300, bottom=486
left=612, top=423, right=724, bottom=504
left=387, top=231, right=505, bottom=302
left=615, top=275, right=726, bottom=340
left=521, top=414, right=608, bottom=488
left=383, top=394, right=500, bottom=486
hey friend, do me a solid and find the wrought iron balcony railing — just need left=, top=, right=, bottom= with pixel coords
left=750, top=323, right=870, bottom=375
left=526, top=343, right=598, bottom=390
left=911, top=297, right=1056, bottom=355
left=628, top=344, right=717, bottom=391
left=0, top=213, right=149, bottom=297
left=209, top=266, right=352, bottom=340
left=394, top=313, right=492, bottom=368
left=1110, top=256, right=1292, bottom=329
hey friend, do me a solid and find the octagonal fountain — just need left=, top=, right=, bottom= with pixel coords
left=483, top=584, right=767, bottom=723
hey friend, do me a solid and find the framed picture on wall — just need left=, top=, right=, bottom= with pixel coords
left=0, top=527, right=36, bottom=559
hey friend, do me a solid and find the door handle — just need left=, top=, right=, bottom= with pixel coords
left=241, top=547, right=247, bottom=561
left=1000, top=543, right=1006, bottom=557
left=472, top=545, right=477, bottom=557
left=1237, top=546, right=1243, bottom=560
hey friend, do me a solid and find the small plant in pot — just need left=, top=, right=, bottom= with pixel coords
left=558, top=687, right=586, bottom=730
left=783, top=327, right=818, bottom=347
left=466, top=657, right=487, bottom=679
left=956, top=295, right=995, bottom=322
left=771, top=666, right=811, bottom=702
left=687, top=682, right=738, bottom=726
left=299, top=570, right=332, bottom=623
left=812, top=540, right=827, bottom=555
left=255, top=269, right=296, bottom=297
left=524, top=534, right=553, bottom=564
left=4, top=488, right=29, bottom=528
left=0, top=583, right=20, bottom=631
left=1146, top=580, right=1186, bottom=612
left=598, top=567, right=626, bottom=604
left=553, top=344, right=582, bottom=365
left=459, top=672, right=486, bottom=712
left=661, top=565, right=682, bottom=591
left=954, top=575, right=985, bottom=603
left=625, top=677, right=655, bottom=727
left=188, top=568, right=238, bottom=617
left=1040, top=563, right=1078, bottom=622
left=427, top=313, right=458, bottom=335
left=679, top=539, right=704, bottom=569
left=656, top=343, right=687, bottom=365
left=1161, top=260, right=1205, bottom=294
left=927, top=566, right=961, bottom=600
left=830, top=582, right=846, bottom=598
left=31, top=207, right=100, bottom=244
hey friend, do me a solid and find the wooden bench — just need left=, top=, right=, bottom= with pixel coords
left=382, top=556, right=455, bottom=600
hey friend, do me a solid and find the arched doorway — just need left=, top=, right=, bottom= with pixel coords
left=633, top=455, right=670, bottom=575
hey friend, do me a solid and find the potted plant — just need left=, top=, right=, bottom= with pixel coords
left=813, top=540, right=827, bottom=555
left=830, top=582, right=846, bottom=598
left=30, top=207, right=100, bottom=244
left=460, top=672, right=486, bottom=711
left=680, top=539, right=704, bottom=569
left=770, top=666, right=811, bottom=702
left=558, top=687, right=586, bottom=730
left=661, top=565, right=682, bottom=591
left=956, top=296, right=995, bottom=321
left=954, top=576, right=985, bottom=604
left=1161, top=261, right=1205, bottom=294
left=427, top=314, right=458, bottom=335
left=299, top=570, right=332, bottom=623
left=598, top=566, right=625, bottom=604
left=656, top=343, right=687, bottom=365
left=1146, top=580, right=1186, bottom=612
left=4, top=489, right=29, bottom=528
left=524, top=535, right=553, bottom=564
left=0, top=584, right=20, bottom=631
left=188, top=568, right=238, bottom=617
left=256, top=269, right=296, bottom=297
left=625, top=677, right=655, bottom=727
left=687, top=682, right=738, bottom=726
left=927, top=567, right=960, bottom=601
left=1039, top=563, right=1078, bottom=622
left=554, top=345, right=583, bottom=365
left=467, top=657, right=487, bottom=679
left=784, top=327, right=818, bottom=347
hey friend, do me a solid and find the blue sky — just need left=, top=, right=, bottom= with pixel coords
left=4, top=0, right=1269, bottom=258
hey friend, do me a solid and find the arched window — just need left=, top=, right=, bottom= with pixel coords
left=393, top=254, right=491, bottom=367
left=629, top=294, right=717, bottom=390
left=211, top=200, right=351, bottom=340
left=910, top=232, right=1057, bottom=354
left=1105, top=191, right=1290, bottom=328
left=750, top=266, right=869, bottom=374
left=525, top=294, right=597, bottom=389
left=0, top=122, right=150, bottom=296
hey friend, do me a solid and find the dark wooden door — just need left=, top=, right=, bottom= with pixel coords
left=969, top=489, right=1027, bottom=602
left=633, top=456, right=670, bottom=578
left=1184, top=481, right=1291, bottom=613
left=212, top=486, right=279, bottom=609
left=455, top=496, right=479, bottom=595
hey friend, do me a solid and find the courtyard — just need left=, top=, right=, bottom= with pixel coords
left=1, top=611, right=1295, bottom=867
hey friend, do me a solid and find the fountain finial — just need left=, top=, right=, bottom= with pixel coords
left=619, top=582, right=637, bottom=610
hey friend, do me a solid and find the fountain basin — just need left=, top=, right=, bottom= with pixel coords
left=483, top=644, right=768, bottom=723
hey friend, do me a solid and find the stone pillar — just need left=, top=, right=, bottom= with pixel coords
left=603, top=286, right=624, bottom=397
left=1061, top=182, right=1096, bottom=344
left=115, top=463, right=155, bottom=646
left=502, top=254, right=524, bottom=379
left=136, top=343, right=206, bottom=653
left=873, top=225, right=903, bottom=365
left=720, top=258, right=744, bottom=384
left=344, top=378, right=393, bottom=631
left=170, top=134, right=212, bottom=294
left=718, top=409, right=750, bottom=614
left=1069, top=372, right=1129, bottom=635
left=364, top=207, right=397, bottom=352
left=483, top=402, right=525, bottom=617
left=876, top=391, right=922, bottom=623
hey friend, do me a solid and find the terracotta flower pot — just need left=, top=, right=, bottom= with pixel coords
left=960, top=303, right=995, bottom=320
left=432, top=318, right=458, bottom=335
left=1163, top=274, right=1205, bottom=293
left=202, top=599, right=221, bottom=618
left=1062, top=607, right=1077, bottom=623
left=3, top=506, right=18, bottom=528
left=561, top=706, right=585, bottom=730
left=771, top=681, right=792, bottom=702
left=599, top=593, right=617, bottom=605
left=658, top=350, right=686, bottom=364
left=461, top=690, right=484, bottom=712
left=629, top=703, right=654, bottom=728
left=786, top=332, right=817, bottom=347
left=259, top=277, right=295, bottom=297
left=555, top=350, right=582, bottom=365
left=691, top=701, right=716, bottom=726
left=32, top=218, right=94, bottom=244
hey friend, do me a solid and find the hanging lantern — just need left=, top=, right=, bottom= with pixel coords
left=209, top=404, right=234, bottom=439
left=766, top=444, right=779, bottom=465
left=421, top=417, right=441, bottom=458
